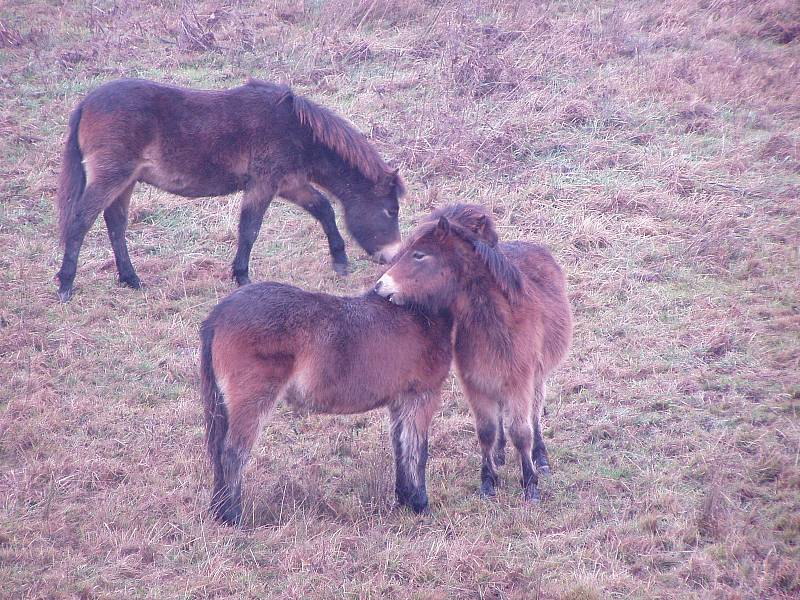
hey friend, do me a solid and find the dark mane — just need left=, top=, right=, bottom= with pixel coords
left=465, top=235, right=524, bottom=303
left=418, top=204, right=524, bottom=302
left=290, top=92, right=390, bottom=183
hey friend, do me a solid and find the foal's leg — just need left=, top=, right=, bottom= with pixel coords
left=279, top=181, right=348, bottom=274
left=231, top=183, right=275, bottom=286
left=389, top=392, right=442, bottom=513
left=531, top=380, right=551, bottom=475
left=103, top=183, right=140, bottom=289
left=210, top=381, right=278, bottom=526
left=56, top=165, right=137, bottom=302
left=465, top=386, right=502, bottom=498
left=493, top=412, right=507, bottom=466
left=507, top=396, right=540, bottom=503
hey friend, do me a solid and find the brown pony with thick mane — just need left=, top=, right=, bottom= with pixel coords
left=55, top=78, right=405, bottom=301
left=200, top=281, right=453, bottom=525
left=375, top=205, right=572, bottom=502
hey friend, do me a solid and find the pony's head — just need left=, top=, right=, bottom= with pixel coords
left=340, top=168, right=405, bottom=263
left=374, top=204, right=523, bottom=310
left=290, top=92, right=405, bottom=263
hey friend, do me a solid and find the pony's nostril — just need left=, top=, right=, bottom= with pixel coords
left=378, top=254, right=387, bottom=265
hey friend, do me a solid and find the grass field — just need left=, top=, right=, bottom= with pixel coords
left=1, top=1, right=799, bottom=598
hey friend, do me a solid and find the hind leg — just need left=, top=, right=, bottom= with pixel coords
left=507, top=396, right=540, bottom=503
left=231, top=183, right=275, bottom=286
left=57, top=168, right=137, bottom=301
left=531, top=380, right=551, bottom=475
left=279, top=180, right=348, bottom=275
left=210, top=385, right=278, bottom=526
left=103, top=183, right=140, bottom=289
left=389, top=391, right=442, bottom=513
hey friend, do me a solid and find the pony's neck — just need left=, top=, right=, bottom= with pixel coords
left=452, top=280, right=514, bottom=354
left=310, top=150, right=370, bottom=203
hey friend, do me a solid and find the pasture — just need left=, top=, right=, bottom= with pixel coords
left=1, top=1, right=798, bottom=598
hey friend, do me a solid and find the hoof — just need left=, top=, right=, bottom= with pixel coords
left=537, top=463, right=551, bottom=476
left=410, top=501, right=430, bottom=515
left=119, top=275, right=142, bottom=290
left=332, top=261, right=349, bottom=276
left=398, top=490, right=429, bottom=514
left=493, top=451, right=506, bottom=466
left=58, top=287, right=73, bottom=303
left=523, top=486, right=541, bottom=504
left=212, top=504, right=242, bottom=527
left=480, top=481, right=497, bottom=498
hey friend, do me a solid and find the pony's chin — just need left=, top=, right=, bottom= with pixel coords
left=386, top=293, right=406, bottom=306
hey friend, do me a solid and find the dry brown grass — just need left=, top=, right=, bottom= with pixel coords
left=1, top=0, right=799, bottom=598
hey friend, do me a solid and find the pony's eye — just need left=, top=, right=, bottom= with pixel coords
left=412, top=251, right=426, bottom=261
left=383, top=208, right=397, bottom=219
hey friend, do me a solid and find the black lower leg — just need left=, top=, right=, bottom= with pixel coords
left=477, top=420, right=499, bottom=497
left=493, top=414, right=507, bottom=466
left=532, top=420, right=551, bottom=475
left=232, top=199, right=270, bottom=286
left=211, top=445, right=248, bottom=525
left=510, top=423, right=539, bottom=502
left=390, top=415, right=429, bottom=513
left=520, top=455, right=540, bottom=502
left=103, top=192, right=139, bottom=289
left=303, top=197, right=348, bottom=274
left=56, top=208, right=101, bottom=302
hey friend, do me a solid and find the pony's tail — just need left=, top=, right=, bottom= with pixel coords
left=200, top=320, right=228, bottom=498
left=56, top=104, right=86, bottom=246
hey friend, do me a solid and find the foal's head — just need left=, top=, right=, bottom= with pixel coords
left=374, top=204, right=523, bottom=311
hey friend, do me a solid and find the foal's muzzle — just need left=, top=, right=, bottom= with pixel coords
left=374, top=273, right=401, bottom=303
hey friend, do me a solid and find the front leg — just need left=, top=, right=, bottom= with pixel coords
left=493, top=412, right=507, bottom=466
left=278, top=180, right=348, bottom=275
left=232, top=184, right=274, bottom=286
left=531, top=380, right=551, bottom=475
left=464, top=386, right=502, bottom=498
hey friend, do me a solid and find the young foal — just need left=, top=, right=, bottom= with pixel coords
left=55, top=78, right=405, bottom=301
left=200, top=282, right=452, bottom=525
left=375, top=205, right=572, bottom=502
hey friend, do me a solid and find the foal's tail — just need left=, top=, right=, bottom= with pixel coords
left=200, top=321, right=228, bottom=483
left=56, top=104, right=86, bottom=246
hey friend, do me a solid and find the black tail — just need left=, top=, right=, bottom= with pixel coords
left=200, top=320, right=228, bottom=508
left=56, top=104, right=86, bottom=246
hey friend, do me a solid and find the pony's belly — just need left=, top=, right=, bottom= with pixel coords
left=281, top=374, right=388, bottom=416
left=138, top=163, right=245, bottom=198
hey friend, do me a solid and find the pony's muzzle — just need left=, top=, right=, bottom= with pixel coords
left=374, top=273, right=400, bottom=302
left=373, top=240, right=402, bottom=265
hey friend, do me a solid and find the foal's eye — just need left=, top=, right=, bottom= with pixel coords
left=412, top=251, right=426, bottom=261
left=383, top=208, right=397, bottom=219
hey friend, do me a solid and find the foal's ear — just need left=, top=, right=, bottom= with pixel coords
left=473, top=214, right=499, bottom=246
left=474, top=215, right=487, bottom=236
left=435, top=216, right=450, bottom=240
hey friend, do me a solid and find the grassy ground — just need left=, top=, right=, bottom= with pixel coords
left=1, top=0, right=799, bottom=598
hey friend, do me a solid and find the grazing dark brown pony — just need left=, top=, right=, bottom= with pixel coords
left=55, top=78, right=405, bottom=301
left=375, top=205, right=572, bottom=502
left=200, top=282, right=453, bottom=525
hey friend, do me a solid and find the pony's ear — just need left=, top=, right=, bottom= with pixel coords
left=475, top=215, right=487, bottom=236
left=378, top=168, right=405, bottom=197
left=435, top=216, right=450, bottom=240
